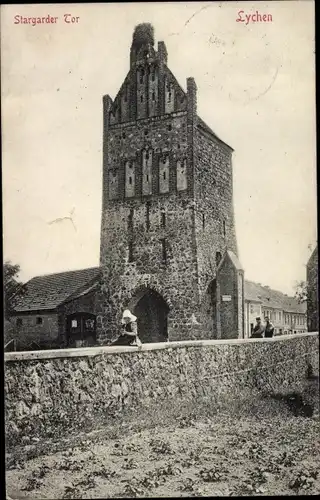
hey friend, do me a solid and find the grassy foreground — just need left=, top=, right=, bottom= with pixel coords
left=6, top=379, right=320, bottom=498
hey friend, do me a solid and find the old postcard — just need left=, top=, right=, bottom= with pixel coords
left=2, top=1, right=318, bottom=499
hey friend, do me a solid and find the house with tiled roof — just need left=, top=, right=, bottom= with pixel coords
left=244, top=280, right=307, bottom=338
left=6, top=266, right=307, bottom=350
left=8, top=267, right=101, bottom=350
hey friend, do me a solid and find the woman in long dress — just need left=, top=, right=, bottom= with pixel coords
left=110, top=309, right=142, bottom=347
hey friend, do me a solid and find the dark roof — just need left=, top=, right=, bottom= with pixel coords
left=244, top=280, right=306, bottom=313
left=12, top=267, right=101, bottom=312
left=196, top=116, right=233, bottom=151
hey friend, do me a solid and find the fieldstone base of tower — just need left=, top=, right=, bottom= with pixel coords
left=216, top=250, right=245, bottom=339
left=95, top=250, right=245, bottom=344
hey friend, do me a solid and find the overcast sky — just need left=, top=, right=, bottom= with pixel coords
left=1, top=1, right=316, bottom=295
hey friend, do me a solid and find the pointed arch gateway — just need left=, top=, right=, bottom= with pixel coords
left=128, top=286, right=170, bottom=343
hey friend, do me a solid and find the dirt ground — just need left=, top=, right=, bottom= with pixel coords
left=6, top=382, right=320, bottom=499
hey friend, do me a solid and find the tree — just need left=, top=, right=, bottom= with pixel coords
left=3, top=260, right=26, bottom=319
left=294, top=280, right=308, bottom=304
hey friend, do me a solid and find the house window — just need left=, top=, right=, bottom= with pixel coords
left=128, top=241, right=134, bottom=262
left=168, top=124, right=172, bottom=131
left=71, top=319, right=78, bottom=328
left=161, top=238, right=167, bottom=264
left=16, top=318, right=22, bottom=326
left=36, top=317, right=43, bottom=325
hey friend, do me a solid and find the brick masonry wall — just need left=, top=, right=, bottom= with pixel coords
left=5, top=333, right=319, bottom=449
left=98, top=25, right=243, bottom=342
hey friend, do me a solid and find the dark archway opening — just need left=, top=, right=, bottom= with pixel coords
left=133, top=289, right=169, bottom=343
left=66, top=312, right=96, bottom=348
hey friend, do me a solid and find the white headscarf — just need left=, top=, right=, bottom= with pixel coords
left=121, top=309, right=137, bottom=324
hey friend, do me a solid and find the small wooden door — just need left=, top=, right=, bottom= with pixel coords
left=67, top=313, right=96, bottom=347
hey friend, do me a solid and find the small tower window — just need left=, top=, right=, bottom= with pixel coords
left=146, top=174, right=149, bottom=182
left=161, top=212, right=166, bottom=228
left=163, top=171, right=166, bottom=180
left=223, top=220, right=226, bottom=237
left=152, top=91, right=155, bottom=101
left=139, top=69, right=144, bottom=84
left=140, top=95, right=143, bottom=102
left=129, top=177, right=132, bottom=185
left=202, top=214, right=205, bottom=230
left=122, top=132, right=126, bottom=139
left=128, top=208, right=134, bottom=231
left=161, top=238, right=167, bottom=264
left=168, top=124, right=172, bottom=131
left=216, top=251, right=222, bottom=267
left=146, top=201, right=151, bottom=230
left=128, top=241, right=134, bottom=262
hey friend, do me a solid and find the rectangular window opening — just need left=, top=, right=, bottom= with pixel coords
left=161, top=238, right=167, bottom=264
left=202, top=213, right=205, bottom=230
left=128, top=241, right=134, bottom=262
left=128, top=209, right=134, bottom=231
left=161, top=212, right=166, bottom=228
left=146, top=202, right=151, bottom=230
left=36, top=317, right=43, bottom=325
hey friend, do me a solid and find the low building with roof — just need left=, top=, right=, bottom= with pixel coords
left=6, top=267, right=307, bottom=350
left=7, top=267, right=100, bottom=350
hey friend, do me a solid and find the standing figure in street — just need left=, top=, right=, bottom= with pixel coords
left=250, top=317, right=265, bottom=338
left=110, top=309, right=142, bottom=347
left=264, top=316, right=275, bottom=338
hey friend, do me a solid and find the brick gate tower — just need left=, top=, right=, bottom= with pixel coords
left=97, top=23, right=245, bottom=343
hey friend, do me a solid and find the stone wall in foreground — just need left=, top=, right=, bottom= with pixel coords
left=5, top=333, right=319, bottom=449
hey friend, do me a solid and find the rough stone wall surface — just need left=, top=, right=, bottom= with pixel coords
left=98, top=194, right=200, bottom=342
left=307, top=248, right=318, bottom=332
left=194, top=128, right=238, bottom=295
left=5, top=333, right=318, bottom=449
left=8, top=313, right=59, bottom=349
